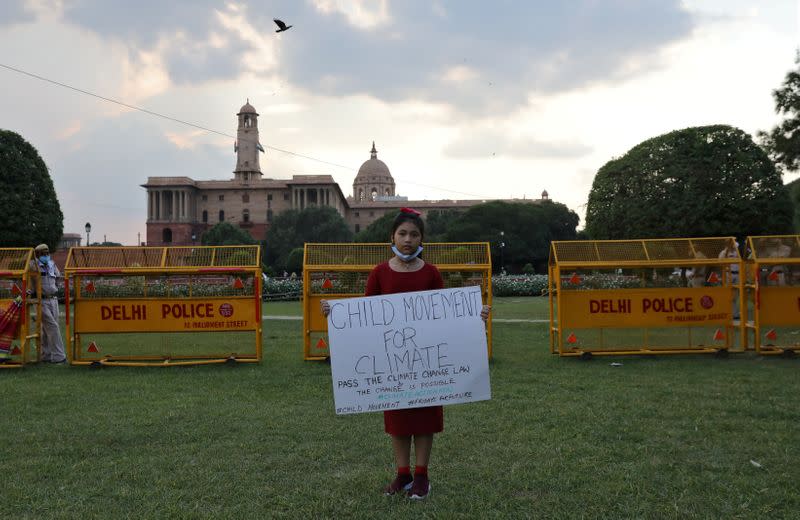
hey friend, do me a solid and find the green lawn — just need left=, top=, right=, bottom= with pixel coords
left=1, top=297, right=798, bottom=518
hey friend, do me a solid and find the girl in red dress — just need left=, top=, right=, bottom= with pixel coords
left=323, top=208, right=489, bottom=500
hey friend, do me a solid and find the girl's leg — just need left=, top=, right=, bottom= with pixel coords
left=385, top=435, right=413, bottom=495
left=409, top=434, right=434, bottom=499
left=391, top=434, right=412, bottom=467
left=413, top=434, right=433, bottom=467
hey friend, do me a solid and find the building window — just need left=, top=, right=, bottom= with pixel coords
left=267, top=209, right=273, bottom=222
left=219, top=195, right=224, bottom=201
left=219, top=210, right=225, bottom=222
left=201, top=195, right=207, bottom=201
left=355, top=211, right=360, bottom=218
left=283, top=193, right=289, bottom=201
left=369, top=211, right=374, bottom=217
left=162, top=228, right=172, bottom=244
left=355, top=224, right=360, bottom=233
left=267, top=194, right=273, bottom=201
left=243, top=209, right=250, bottom=222
left=202, top=210, right=208, bottom=223
left=243, top=194, right=250, bottom=203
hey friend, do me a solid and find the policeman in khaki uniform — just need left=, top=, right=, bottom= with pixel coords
left=30, top=244, right=66, bottom=363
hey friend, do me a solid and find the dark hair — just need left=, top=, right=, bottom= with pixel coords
left=390, top=211, right=425, bottom=239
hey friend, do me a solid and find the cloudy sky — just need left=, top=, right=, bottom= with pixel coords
left=1, top=0, right=798, bottom=245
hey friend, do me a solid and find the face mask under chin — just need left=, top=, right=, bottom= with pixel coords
left=391, top=245, right=423, bottom=262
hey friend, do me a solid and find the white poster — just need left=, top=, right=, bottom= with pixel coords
left=326, top=285, right=491, bottom=415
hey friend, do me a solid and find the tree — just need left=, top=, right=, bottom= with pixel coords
left=786, top=177, right=800, bottom=231
left=425, top=209, right=464, bottom=242
left=758, top=51, right=800, bottom=173
left=446, top=200, right=579, bottom=273
left=0, top=130, right=63, bottom=249
left=585, top=125, right=793, bottom=239
left=355, top=209, right=465, bottom=243
left=354, top=212, right=395, bottom=242
left=265, top=206, right=353, bottom=270
left=200, top=222, right=256, bottom=246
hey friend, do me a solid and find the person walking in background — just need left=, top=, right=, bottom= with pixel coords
left=321, top=208, right=489, bottom=500
left=30, top=244, right=66, bottom=363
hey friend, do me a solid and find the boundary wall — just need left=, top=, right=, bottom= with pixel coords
left=0, top=248, right=41, bottom=368
left=549, top=238, right=743, bottom=357
left=64, top=246, right=262, bottom=366
left=744, top=235, right=800, bottom=355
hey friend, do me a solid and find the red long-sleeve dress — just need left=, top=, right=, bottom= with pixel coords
left=365, top=260, right=445, bottom=435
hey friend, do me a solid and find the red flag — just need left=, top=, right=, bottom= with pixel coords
left=768, top=271, right=779, bottom=282
left=567, top=333, right=577, bottom=344
left=87, top=341, right=99, bottom=353
left=316, top=338, right=328, bottom=349
left=707, top=272, right=720, bottom=284
left=766, top=329, right=777, bottom=341
left=322, top=278, right=333, bottom=289
left=569, top=273, right=581, bottom=285
left=10, top=346, right=21, bottom=355
left=85, top=281, right=96, bottom=293
left=713, top=329, right=725, bottom=341
left=232, top=277, right=244, bottom=289
left=11, top=283, right=21, bottom=296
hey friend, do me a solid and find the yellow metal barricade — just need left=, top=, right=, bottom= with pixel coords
left=0, top=248, right=41, bottom=368
left=745, top=235, right=800, bottom=355
left=549, top=238, right=744, bottom=357
left=65, top=246, right=262, bottom=366
left=303, top=243, right=493, bottom=361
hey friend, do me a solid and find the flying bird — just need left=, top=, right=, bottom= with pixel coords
left=274, top=19, right=293, bottom=33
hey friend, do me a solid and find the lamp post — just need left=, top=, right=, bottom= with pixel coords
left=499, top=231, right=505, bottom=275
left=85, top=222, right=91, bottom=247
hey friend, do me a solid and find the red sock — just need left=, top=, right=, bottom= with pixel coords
left=397, top=466, right=411, bottom=476
left=414, top=465, right=428, bottom=476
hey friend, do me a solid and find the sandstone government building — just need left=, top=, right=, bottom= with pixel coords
left=142, top=100, right=550, bottom=246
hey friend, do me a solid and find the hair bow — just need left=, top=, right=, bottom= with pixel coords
left=399, top=207, right=421, bottom=216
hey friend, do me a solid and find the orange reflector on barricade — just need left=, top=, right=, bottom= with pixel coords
left=766, top=329, right=777, bottom=341
left=11, top=346, right=20, bottom=355
left=316, top=338, right=327, bottom=349
left=87, top=341, right=99, bottom=353
left=86, top=281, right=96, bottom=293
left=567, top=333, right=577, bottom=344
left=713, top=329, right=725, bottom=341
left=11, top=283, right=21, bottom=296
left=322, top=278, right=333, bottom=289
left=233, top=277, right=244, bottom=289
left=707, top=272, right=720, bottom=284
left=569, top=273, right=581, bottom=285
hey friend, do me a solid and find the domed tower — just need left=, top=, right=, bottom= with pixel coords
left=233, top=99, right=263, bottom=183
left=353, top=142, right=395, bottom=201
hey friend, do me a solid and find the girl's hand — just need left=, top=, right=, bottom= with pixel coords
left=480, top=305, right=491, bottom=322
left=320, top=299, right=331, bottom=317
